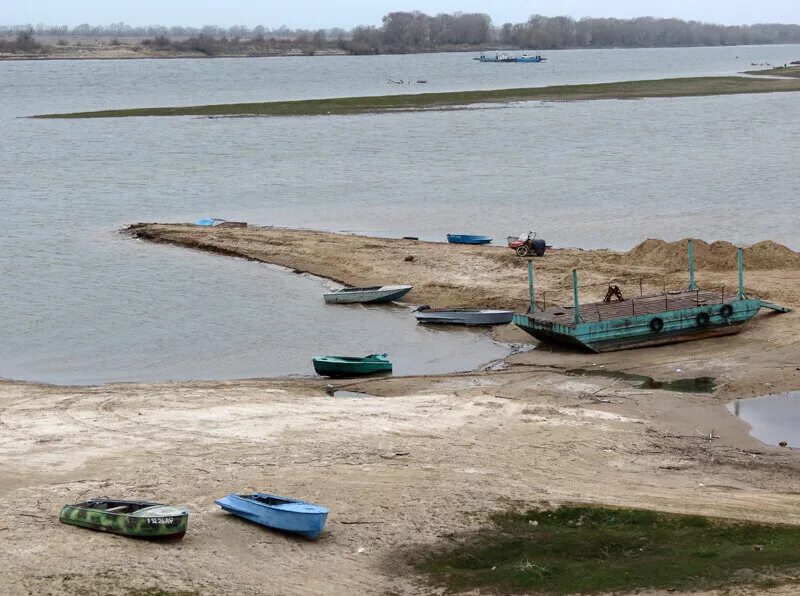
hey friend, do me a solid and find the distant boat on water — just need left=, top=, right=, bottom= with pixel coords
left=475, top=52, right=546, bottom=63
left=516, top=53, right=546, bottom=63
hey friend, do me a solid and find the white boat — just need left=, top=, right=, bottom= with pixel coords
left=413, top=307, right=514, bottom=325
left=323, top=285, right=413, bottom=304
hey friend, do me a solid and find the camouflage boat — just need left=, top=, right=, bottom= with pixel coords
left=59, top=499, right=189, bottom=540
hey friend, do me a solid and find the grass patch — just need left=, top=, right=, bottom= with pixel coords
left=745, top=66, right=800, bottom=79
left=31, top=75, right=800, bottom=119
left=411, top=505, right=800, bottom=594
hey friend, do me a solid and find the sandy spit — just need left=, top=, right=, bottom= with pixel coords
left=126, top=223, right=800, bottom=397
left=124, top=224, right=800, bottom=310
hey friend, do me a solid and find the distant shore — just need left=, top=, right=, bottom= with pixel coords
left=0, top=43, right=351, bottom=61
left=31, top=72, right=800, bottom=119
left=2, top=39, right=799, bottom=63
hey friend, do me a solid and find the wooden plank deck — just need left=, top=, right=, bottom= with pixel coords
left=531, top=289, right=732, bottom=326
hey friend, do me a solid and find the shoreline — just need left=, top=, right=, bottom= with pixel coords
left=124, top=223, right=800, bottom=398
left=2, top=43, right=799, bottom=63
left=2, top=223, right=800, bottom=594
left=0, top=48, right=352, bottom=61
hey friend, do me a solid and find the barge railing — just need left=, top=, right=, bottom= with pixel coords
left=525, top=241, right=747, bottom=322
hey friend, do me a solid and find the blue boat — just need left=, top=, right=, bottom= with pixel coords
left=515, top=53, right=546, bottom=63
left=215, top=493, right=329, bottom=539
left=196, top=217, right=226, bottom=226
left=447, top=234, right=492, bottom=245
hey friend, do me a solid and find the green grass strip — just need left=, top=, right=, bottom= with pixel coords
left=744, top=66, right=800, bottom=78
left=410, top=505, right=800, bottom=594
left=31, top=76, right=800, bottom=119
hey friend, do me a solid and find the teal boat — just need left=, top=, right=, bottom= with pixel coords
left=475, top=52, right=546, bottom=63
left=312, top=353, right=392, bottom=377
left=514, top=241, right=791, bottom=352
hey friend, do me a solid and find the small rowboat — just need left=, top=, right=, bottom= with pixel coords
left=59, top=499, right=189, bottom=540
left=312, top=353, right=392, bottom=377
left=414, top=307, right=514, bottom=325
left=215, top=492, right=329, bottom=539
left=196, top=217, right=226, bottom=226
left=446, top=234, right=492, bottom=245
left=323, top=284, right=412, bottom=304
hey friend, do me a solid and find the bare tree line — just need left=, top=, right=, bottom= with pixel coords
left=499, top=16, right=800, bottom=48
left=0, top=23, right=346, bottom=40
left=2, top=12, right=800, bottom=55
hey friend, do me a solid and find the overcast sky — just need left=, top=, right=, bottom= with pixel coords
left=6, top=1, right=800, bottom=29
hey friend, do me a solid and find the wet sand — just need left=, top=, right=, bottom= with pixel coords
left=2, top=224, right=800, bottom=595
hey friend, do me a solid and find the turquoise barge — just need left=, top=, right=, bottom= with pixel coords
left=513, top=241, right=790, bottom=352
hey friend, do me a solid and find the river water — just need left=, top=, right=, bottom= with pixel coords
left=1, top=45, right=798, bottom=383
left=729, top=392, right=800, bottom=448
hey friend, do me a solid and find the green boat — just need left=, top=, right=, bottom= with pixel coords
left=514, top=241, right=791, bottom=352
left=312, top=353, right=392, bottom=377
left=59, top=499, right=189, bottom=540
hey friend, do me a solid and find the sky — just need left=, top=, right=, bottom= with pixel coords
left=5, top=1, right=800, bottom=29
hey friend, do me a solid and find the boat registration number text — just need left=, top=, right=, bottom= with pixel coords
left=147, top=517, right=174, bottom=525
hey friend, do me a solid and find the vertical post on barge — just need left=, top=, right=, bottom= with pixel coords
left=737, top=247, right=745, bottom=300
left=528, top=261, right=535, bottom=313
left=688, top=239, right=697, bottom=290
left=572, top=269, right=582, bottom=323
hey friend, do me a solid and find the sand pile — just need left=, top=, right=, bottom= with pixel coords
left=623, top=239, right=800, bottom=271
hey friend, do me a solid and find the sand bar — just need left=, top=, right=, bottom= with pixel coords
left=31, top=75, right=800, bottom=119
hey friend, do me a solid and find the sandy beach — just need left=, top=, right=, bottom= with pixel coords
left=2, top=225, right=800, bottom=595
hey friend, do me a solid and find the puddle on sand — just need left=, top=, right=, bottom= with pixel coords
left=324, top=385, right=375, bottom=398
left=331, top=390, right=373, bottom=398
left=565, top=368, right=716, bottom=393
left=728, top=391, right=800, bottom=448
